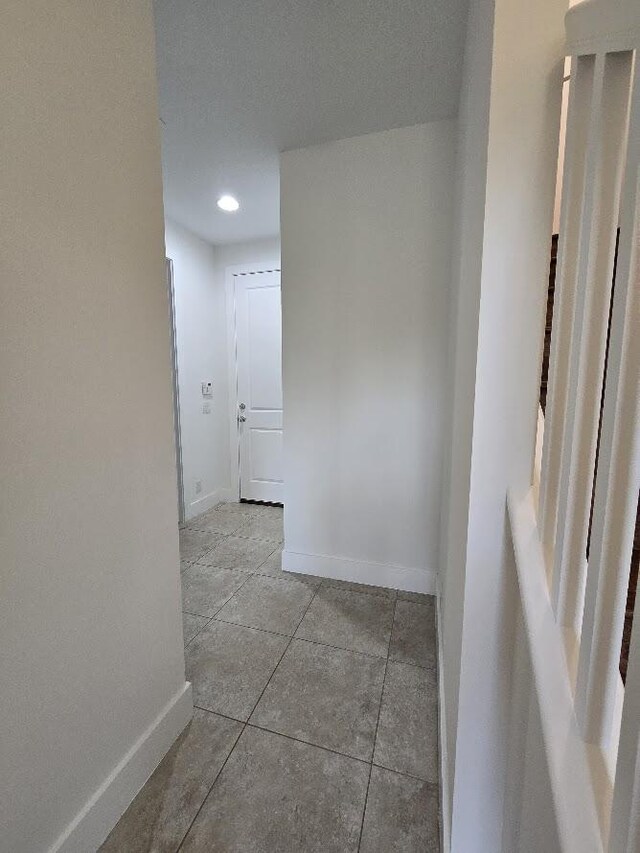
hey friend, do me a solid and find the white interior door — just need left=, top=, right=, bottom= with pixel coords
left=234, top=270, right=283, bottom=503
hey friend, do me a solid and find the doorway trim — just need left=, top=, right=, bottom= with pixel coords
left=224, top=262, right=281, bottom=503
left=166, top=258, right=185, bottom=524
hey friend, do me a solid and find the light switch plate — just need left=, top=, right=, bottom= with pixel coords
left=201, top=381, right=213, bottom=397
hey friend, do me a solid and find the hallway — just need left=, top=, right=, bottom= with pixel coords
left=101, top=502, right=440, bottom=851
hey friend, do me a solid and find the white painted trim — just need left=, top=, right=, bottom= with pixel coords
left=508, top=488, right=607, bottom=852
left=282, top=549, right=437, bottom=595
left=166, top=258, right=186, bottom=525
left=436, top=577, right=451, bottom=853
left=225, top=270, right=241, bottom=505
left=49, top=682, right=193, bottom=853
left=187, top=489, right=221, bottom=519
left=224, top=262, right=281, bottom=505
left=565, top=0, right=640, bottom=57
left=186, top=487, right=242, bottom=520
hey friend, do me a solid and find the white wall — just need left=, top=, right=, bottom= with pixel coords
left=440, top=0, right=566, bottom=848
left=439, top=0, right=495, bottom=830
left=1, top=3, right=190, bottom=851
left=165, top=220, right=231, bottom=517
left=215, top=237, right=281, bottom=273
left=281, top=122, right=454, bottom=593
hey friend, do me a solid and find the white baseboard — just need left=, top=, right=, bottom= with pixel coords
left=282, top=549, right=437, bottom=595
left=437, top=580, right=451, bottom=853
left=187, top=490, right=219, bottom=520
left=187, top=486, right=239, bottom=520
left=50, top=682, right=193, bottom=853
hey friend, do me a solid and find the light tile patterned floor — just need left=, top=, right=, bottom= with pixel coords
left=100, top=502, right=440, bottom=852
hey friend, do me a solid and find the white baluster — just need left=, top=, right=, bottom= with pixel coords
left=551, top=50, right=632, bottom=636
left=540, top=54, right=595, bottom=580
left=578, top=56, right=640, bottom=751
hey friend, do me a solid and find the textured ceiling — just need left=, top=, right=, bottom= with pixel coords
left=154, top=0, right=469, bottom=244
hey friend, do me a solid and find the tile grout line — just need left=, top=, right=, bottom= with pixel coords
left=182, top=562, right=249, bottom=577
left=182, top=615, right=213, bottom=648
left=174, top=717, right=246, bottom=853
left=193, top=703, right=437, bottom=782
left=370, top=759, right=439, bottom=786
left=184, top=529, right=431, bottom=606
left=194, top=572, right=412, bottom=659
left=184, top=516, right=278, bottom=561
left=288, top=633, right=391, bottom=661
left=191, top=573, right=254, bottom=627
left=177, top=575, right=322, bottom=851
left=192, top=591, right=439, bottom=765
left=181, top=528, right=280, bottom=651
left=193, top=703, right=439, bottom=785
left=245, top=579, right=323, bottom=722
left=182, top=608, right=214, bottom=618
left=244, top=721, right=372, bottom=766
left=194, top=539, right=280, bottom=571
left=182, top=570, right=259, bottom=646
left=178, top=509, right=280, bottom=835
left=185, top=515, right=282, bottom=544
left=320, top=578, right=399, bottom=601
left=356, top=595, right=396, bottom=852
left=185, top=528, right=433, bottom=607
left=185, top=565, right=437, bottom=668
left=233, top=534, right=284, bottom=544
left=386, top=657, right=438, bottom=673
left=180, top=515, right=440, bottom=848
left=176, top=518, right=283, bottom=848
left=183, top=502, right=275, bottom=530
left=210, top=614, right=304, bottom=640
left=253, top=542, right=284, bottom=570
left=186, top=550, right=438, bottom=751
left=182, top=532, right=230, bottom=566
left=209, top=572, right=256, bottom=620
left=193, top=704, right=248, bottom=725
left=209, top=571, right=317, bottom=630
left=207, top=615, right=392, bottom=661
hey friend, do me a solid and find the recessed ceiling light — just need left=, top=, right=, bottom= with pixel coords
left=217, top=194, right=239, bottom=212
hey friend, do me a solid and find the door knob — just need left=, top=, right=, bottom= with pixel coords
left=239, top=402, right=246, bottom=410
left=238, top=414, right=246, bottom=423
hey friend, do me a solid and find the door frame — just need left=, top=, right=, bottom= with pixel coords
left=166, top=258, right=186, bottom=524
left=225, top=262, right=281, bottom=503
